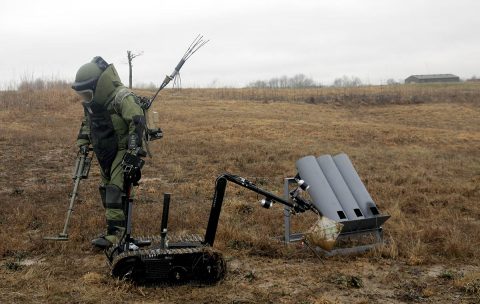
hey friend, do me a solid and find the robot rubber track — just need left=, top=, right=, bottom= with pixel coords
left=109, top=234, right=226, bottom=284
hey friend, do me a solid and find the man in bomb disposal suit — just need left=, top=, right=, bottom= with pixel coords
left=72, top=56, right=146, bottom=249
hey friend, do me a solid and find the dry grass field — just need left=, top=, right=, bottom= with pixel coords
left=0, top=84, right=479, bottom=303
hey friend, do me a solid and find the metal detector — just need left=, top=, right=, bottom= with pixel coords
left=44, top=148, right=93, bottom=241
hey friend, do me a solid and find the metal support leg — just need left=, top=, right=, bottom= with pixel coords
left=283, top=178, right=305, bottom=243
left=284, top=206, right=291, bottom=243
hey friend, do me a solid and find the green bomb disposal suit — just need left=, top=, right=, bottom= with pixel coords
left=73, top=57, right=145, bottom=247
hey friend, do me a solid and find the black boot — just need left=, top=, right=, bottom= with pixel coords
left=91, top=235, right=112, bottom=249
left=91, top=185, right=125, bottom=249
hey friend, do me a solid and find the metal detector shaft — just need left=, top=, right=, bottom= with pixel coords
left=60, top=160, right=84, bottom=235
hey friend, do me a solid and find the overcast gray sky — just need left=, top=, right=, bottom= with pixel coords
left=1, top=0, right=479, bottom=88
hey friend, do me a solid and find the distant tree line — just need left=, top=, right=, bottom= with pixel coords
left=17, top=78, right=70, bottom=91
left=247, top=74, right=369, bottom=88
left=332, top=75, right=363, bottom=87
left=247, top=74, right=320, bottom=88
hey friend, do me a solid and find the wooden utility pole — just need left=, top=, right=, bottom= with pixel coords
left=127, top=50, right=143, bottom=89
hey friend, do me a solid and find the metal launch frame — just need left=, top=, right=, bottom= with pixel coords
left=282, top=153, right=390, bottom=255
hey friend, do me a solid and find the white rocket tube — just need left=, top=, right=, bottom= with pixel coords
left=333, top=153, right=379, bottom=217
left=296, top=156, right=347, bottom=221
left=317, top=155, right=365, bottom=220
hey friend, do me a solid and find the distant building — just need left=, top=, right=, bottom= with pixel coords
left=405, top=74, right=460, bottom=84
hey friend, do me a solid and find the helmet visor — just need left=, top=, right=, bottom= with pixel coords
left=75, top=89, right=94, bottom=102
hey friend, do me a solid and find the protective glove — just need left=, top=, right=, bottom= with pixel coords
left=122, top=148, right=146, bottom=186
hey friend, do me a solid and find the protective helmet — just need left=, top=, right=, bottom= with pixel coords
left=71, top=56, right=109, bottom=101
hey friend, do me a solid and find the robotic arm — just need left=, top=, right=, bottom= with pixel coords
left=204, top=173, right=315, bottom=246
